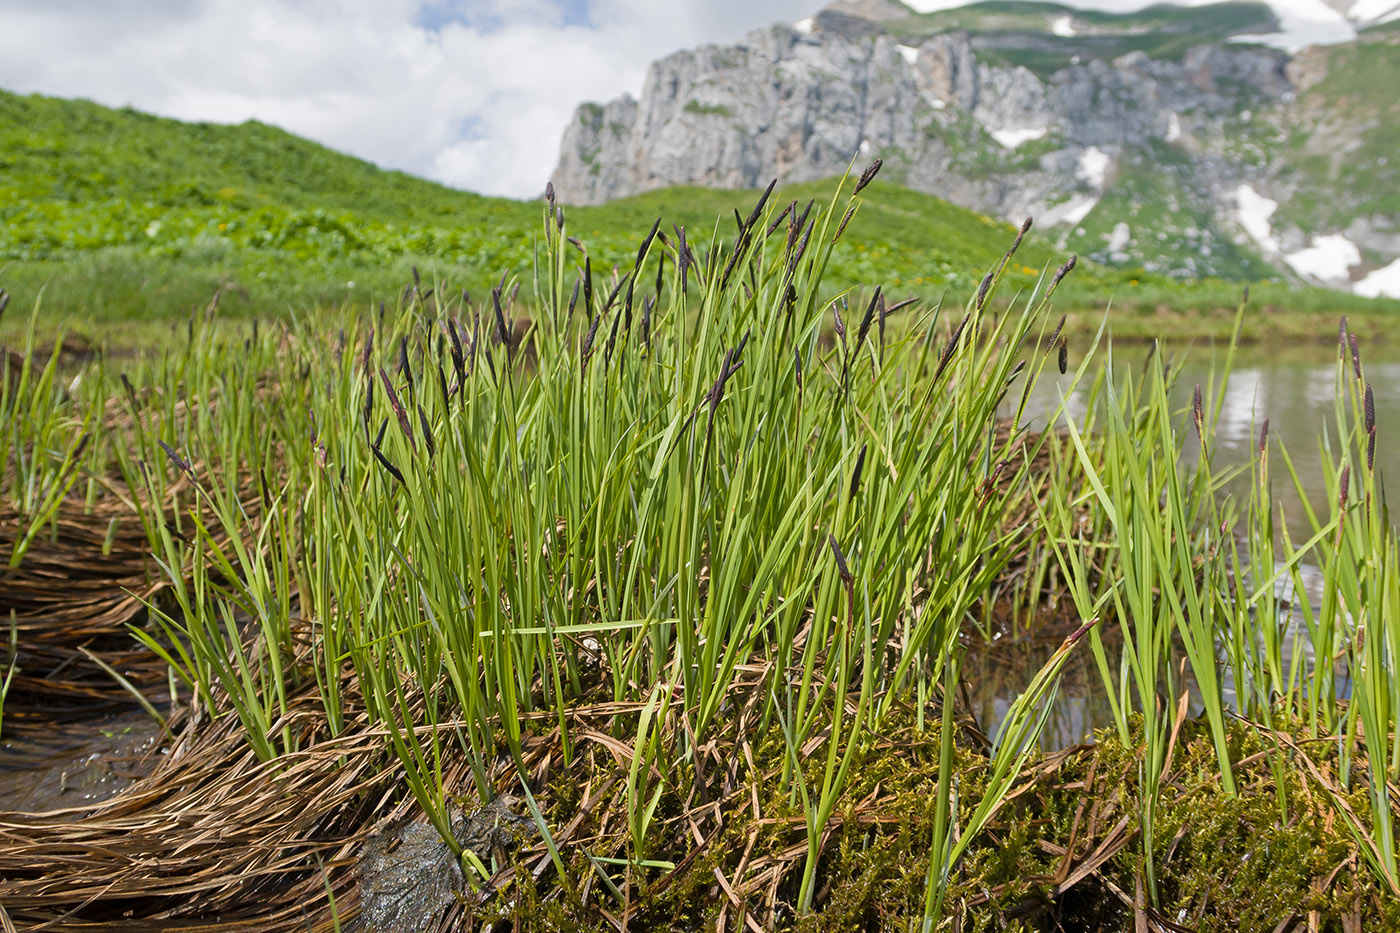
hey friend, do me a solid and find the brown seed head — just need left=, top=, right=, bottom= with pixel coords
left=854, top=158, right=882, bottom=194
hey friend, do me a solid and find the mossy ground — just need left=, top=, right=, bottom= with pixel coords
left=455, top=701, right=1398, bottom=931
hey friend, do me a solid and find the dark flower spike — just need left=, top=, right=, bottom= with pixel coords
left=1367, top=429, right=1376, bottom=472
left=654, top=250, right=666, bottom=300
left=601, top=269, right=631, bottom=314
left=878, top=293, right=888, bottom=358
left=934, top=314, right=971, bottom=382
left=1259, top=418, right=1269, bottom=455
left=995, top=217, right=1034, bottom=279
left=370, top=420, right=407, bottom=489
left=492, top=286, right=511, bottom=349
left=437, top=362, right=450, bottom=411
left=636, top=217, right=662, bottom=269
left=545, top=181, right=554, bottom=204
left=975, top=271, right=994, bottom=310
left=828, top=533, right=853, bottom=585
left=363, top=374, right=375, bottom=429
left=1350, top=334, right=1362, bottom=379
left=584, top=257, right=594, bottom=313
left=448, top=317, right=464, bottom=371
left=1050, top=255, right=1077, bottom=290
left=1192, top=384, right=1205, bottom=447
left=159, top=439, right=194, bottom=479
left=833, top=205, right=858, bottom=242
left=1047, top=314, right=1067, bottom=349
left=789, top=220, right=814, bottom=276
left=790, top=200, right=815, bottom=251
left=849, top=443, right=868, bottom=501
left=832, top=301, right=847, bottom=343
left=854, top=286, right=881, bottom=358
left=603, top=308, right=622, bottom=366
left=1058, top=338, right=1068, bottom=375
left=765, top=201, right=794, bottom=238
left=744, top=178, right=778, bottom=233
left=567, top=278, right=580, bottom=324
left=1365, top=383, right=1375, bottom=433
left=853, top=158, right=882, bottom=195
left=379, top=367, right=416, bottom=452
left=417, top=403, right=435, bottom=459
left=399, top=336, right=413, bottom=396
left=733, top=328, right=751, bottom=364
left=672, top=225, right=690, bottom=293
left=581, top=314, right=601, bottom=374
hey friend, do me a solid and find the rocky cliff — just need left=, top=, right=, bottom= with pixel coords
left=550, top=1, right=1400, bottom=295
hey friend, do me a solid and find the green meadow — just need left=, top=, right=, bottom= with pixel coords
left=3, top=88, right=1395, bottom=344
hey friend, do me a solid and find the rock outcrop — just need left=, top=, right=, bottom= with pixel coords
left=550, top=1, right=1400, bottom=292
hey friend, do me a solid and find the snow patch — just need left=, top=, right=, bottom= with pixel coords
left=898, top=44, right=919, bottom=66
left=930, top=98, right=947, bottom=110
left=793, top=16, right=814, bottom=34
left=1356, top=257, right=1400, bottom=299
left=1165, top=112, right=1181, bottom=143
left=1042, top=195, right=1098, bottom=228
left=1234, top=184, right=1279, bottom=253
left=1351, top=0, right=1400, bottom=24
left=1108, top=222, right=1131, bottom=252
left=1051, top=14, right=1076, bottom=36
left=1284, top=234, right=1361, bottom=282
left=990, top=126, right=1048, bottom=149
left=1077, top=147, right=1111, bottom=188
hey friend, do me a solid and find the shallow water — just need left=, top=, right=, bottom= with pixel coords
left=0, top=709, right=162, bottom=811
left=1019, top=335, right=1399, bottom=536
left=970, top=335, right=1396, bottom=747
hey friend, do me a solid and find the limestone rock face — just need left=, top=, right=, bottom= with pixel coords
left=549, top=3, right=1400, bottom=290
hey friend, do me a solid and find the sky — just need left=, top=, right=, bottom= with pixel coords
left=0, top=0, right=1382, bottom=200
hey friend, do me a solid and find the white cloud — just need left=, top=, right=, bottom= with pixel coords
left=0, top=0, right=811, bottom=198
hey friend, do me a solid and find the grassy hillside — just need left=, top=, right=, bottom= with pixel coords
left=0, top=88, right=1393, bottom=340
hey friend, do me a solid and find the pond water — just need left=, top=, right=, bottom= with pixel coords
left=970, top=333, right=1399, bottom=748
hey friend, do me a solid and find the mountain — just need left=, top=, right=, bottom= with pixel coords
left=549, top=0, right=1400, bottom=298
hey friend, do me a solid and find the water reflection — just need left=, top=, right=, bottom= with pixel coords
left=971, top=336, right=1392, bottom=748
left=1017, top=337, right=1397, bottom=537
